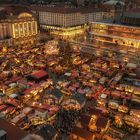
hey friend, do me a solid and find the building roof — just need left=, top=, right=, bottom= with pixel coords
left=126, top=63, right=137, bottom=69
left=23, top=83, right=40, bottom=94
left=0, top=119, right=27, bottom=140
left=71, top=126, right=94, bottom=140
left=6, top=98, right=20, bottom=107
left=30, top=5, right=108, bottom=13
left=111, top=90, right=121, bottom=97
left=30, top=70, right=48, bottom=80
left=95, top=15, right=140, bottom=28
left=0, top=5, right=32, bottom=19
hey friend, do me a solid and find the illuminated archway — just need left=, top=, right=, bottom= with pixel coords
left=18, top=12, right=32, bottom=18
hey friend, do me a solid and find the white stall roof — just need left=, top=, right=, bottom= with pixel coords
left=126, top=63, right=137, bottom=69
left=64, top=73, right=71, bottom=76
left=9, top=94, right=18, bottom=98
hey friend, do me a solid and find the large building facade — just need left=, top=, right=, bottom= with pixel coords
left=31, top=5, right=114, bottom=39
left=89, top=11, right=140, bottom=62
left=90, top=21, right=140, bottom=49
left=0, top=6, right=38, bottom=47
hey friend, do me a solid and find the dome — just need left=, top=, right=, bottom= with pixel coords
left=104, top=0, right=125, bottom=6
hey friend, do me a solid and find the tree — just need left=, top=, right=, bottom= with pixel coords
left=55, top=109, right=80, bottom=134
left=58, top=40, right=72, bottom=66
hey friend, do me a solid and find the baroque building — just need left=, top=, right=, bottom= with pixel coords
left=0, top=5, right=38, bottom=47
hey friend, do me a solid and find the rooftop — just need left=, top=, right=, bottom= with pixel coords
left=94, top=8, right=140, bottom=27
left=0, top=5, right=32, bottom=19
left=30, top=5, right=109, bottom=13
left=31, top=70, right=48, bottom=80
left=94, top=17, right=140, bottom=29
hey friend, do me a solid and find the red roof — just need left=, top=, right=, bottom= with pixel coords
left=23, top=84, right=40, bottom=94
left=48, top=110, right=56, bottom=116
left=6, top=99, right=20, bottom=107
left=31, top=70, right=48, bottom=79
left=77, top=88, right=85, bottom=94
left=36, top=108, right=47, bottom=113
left=68, top=86, right=76, bottom=91
left=17, top=80, right=30, bottom=87
left=40, top=104, right=51, bottom=110
left=23, top=88, right=33, bottom=95
left=72, top=83, right=79, bottom=88
left=6, top=106, right=14, bottom=113
left=111, top=90, right=121, bottom=97
left=0, top=104, right=8, bottom=111
left=11, top=77, right=22, bottom=82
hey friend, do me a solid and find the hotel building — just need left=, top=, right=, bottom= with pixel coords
left=30, top=5, right=114, bottom=39
left=0, top=5, right=38, bottom=47
left=89, top=10, right=140, bottom=62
